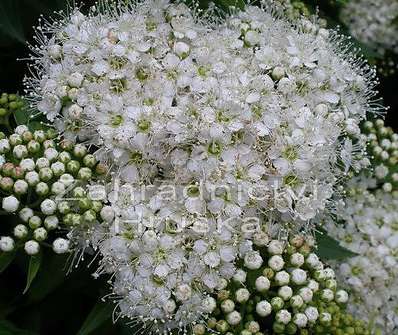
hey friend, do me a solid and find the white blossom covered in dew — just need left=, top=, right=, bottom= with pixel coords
left=340, top=0, right=398, bottom=55
left=325, top=178, right=398, bottom=334
left=24, top=0, right=385, bottom=333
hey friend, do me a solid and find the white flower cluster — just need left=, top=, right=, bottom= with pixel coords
left=27, top=0, right=378, bottom=227
left=90, top=181, right=262, bottom=333
left=25, top=0, right=383, bottom=332
left=326, top=185, right=398, bottom=334
left=340, top=0, right=398, bottom=55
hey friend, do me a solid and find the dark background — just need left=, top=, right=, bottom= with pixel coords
left=0, top=0, right=396, bottom=334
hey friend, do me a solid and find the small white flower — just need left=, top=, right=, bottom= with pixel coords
left=20, top=158, right=35, bottom=171
left=268, top=240, right=284, bottom=255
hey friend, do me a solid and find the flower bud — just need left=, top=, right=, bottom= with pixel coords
left=52, top=238, right=70, bottom=254
left=14, top=224, right=29, bottom=239
left=24, top=240, right=40, bottom=255
left=2, top=195, right=20, bottom=213
left=0, top=236, right=15, bottom=252
left=226, top=311, right=241, bottom=326
left=35, top=182, right=49, bottom=196
left=29, top=216, right=42, bottom=229
left=25, top=171, right=40, bottom=186
left=256, top=300, right=272, bottom=317
left=13, top=179, right=28, bottom=195
left=33, top=227, right=48, bottom=242
left=40, top=199, right=57, bottom=215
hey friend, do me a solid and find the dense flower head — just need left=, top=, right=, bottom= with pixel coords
left=87, top=179, right=265, bottom=333
left=326, top=180, right=398, bottom=334
left=26, top=0, right=380, bottom=231
left=196, top=235, right=369, bottom=335
left=340, top=0, right=398, bottom=55
left=0, top=125, right=107, bottom=256
left=23, top=0, right=387, bottom=333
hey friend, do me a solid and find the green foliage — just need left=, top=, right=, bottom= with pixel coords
left=0, top=251, right=16, bottom=274
left=23, top=253, right=42, bottom=294
left=77, top=301, right=115, bottom=335
left=315, top=229, right=357, bottom=261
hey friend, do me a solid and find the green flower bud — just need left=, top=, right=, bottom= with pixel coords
left=35, top=182, right=49, bottom=196
left=0, top=177, right=14, bottom=191
left=67, top=160, right=80, bottom=174
left=77, top=167, right=92, bottom=181
left=21, top=131, right=33, bottom=143
left=44, top=215, right=59, bottom=230
left=33, top=130, right=46, bottom=143
left=43, top=139, right=55, bottom=149
left=2, top=162, right=14, bottom=176
left=58, top=151, right=71, bottom=163
left=59, top=140, right=73, bottom=151
left=216, top=320, right=229, bottom=333
left=83, top=209, right=96, bottom=223
left=271, top=297, right=284, bottom=310
left=91, top=200, right=103, bottom=212
left=83, top=154, right=97, bottom=168
left=9, top=134, right=22, bottom=146
left=33, top=227, right=48, bottom=241
left=51, top=161, right=65, bottom=176
left=39, top=167, right=53, bottom=182
left=73, top=144, right=87, bottom=158
left=12, top=166, right=25, bottom=179
left=27, top=140, right=41, bottom=153
left=29, top=215, right=42, bottom=229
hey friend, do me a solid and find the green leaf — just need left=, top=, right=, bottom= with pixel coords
left=315, top=230, right=357, bottom=260
left=0, top=320, right=38, bottom=335
left=77, top=300, right=114, bottom=335
left=13, top=107, right=30, bottom=126
left=0, top=251, right=16, bottom=274
left=24, top=253, right=68, bottom=304
left=23, top=252, right=42, bottom=294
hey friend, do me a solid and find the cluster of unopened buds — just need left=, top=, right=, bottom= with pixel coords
left=363, top=118, right=398, bottom=193
left=0, top=125, right=107, bottom=255
left=193, top=236, right=369, bottom=335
